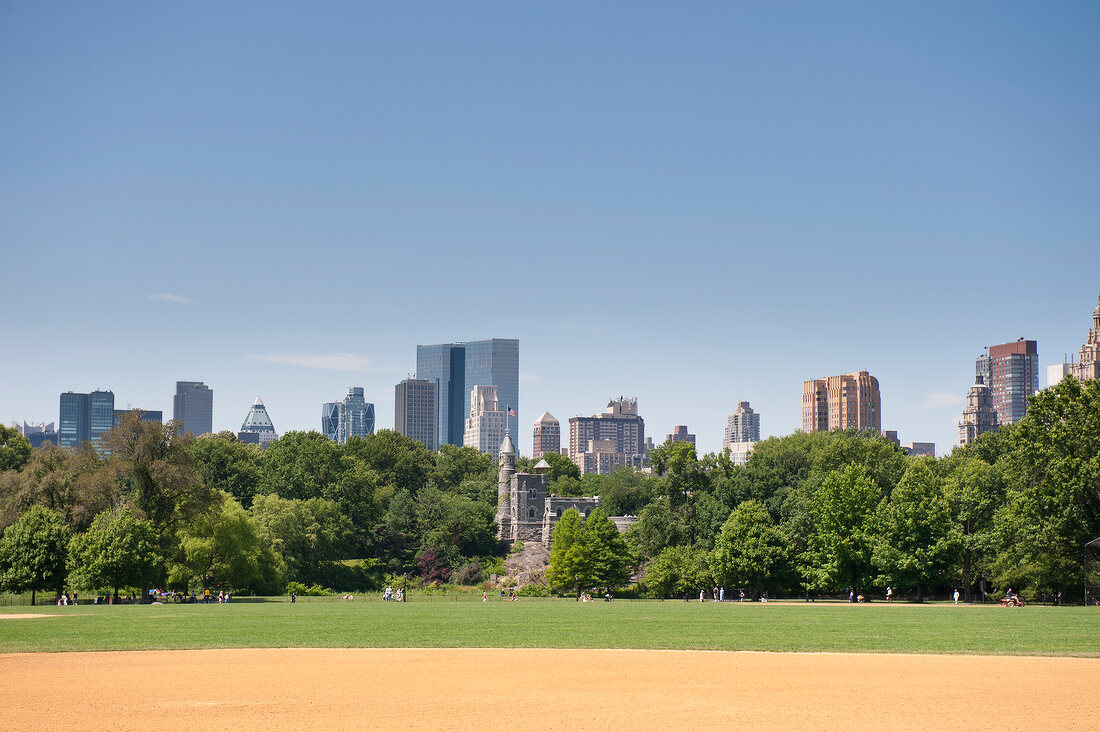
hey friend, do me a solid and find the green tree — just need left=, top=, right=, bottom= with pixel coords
left=942, top=456, right=1005, bottom=601
left=250, top=494, right=354, bottom=585
left=595, top=465, right=656, bottom=516
left=873, top=460, right=960, bottom=601
left=546, top=509, right=593, bottom=597
left=584, top=509, right=633, bottom=591
left=642, top=544, right=711, bottom=599
left=711, top=500, right=790, bottom=596
left=188, top=432, right=265, bottom=508
left=625, top=498, right=690, bottom=560
left=992, top=377, right=1100, bottom=596
left=67, top=510, right=162, bottom=598
left=0, top=506, right=71, bottom=605
left=802, top=463, right=882, bottom=592
left=104, top=413, right=216, bottom=538
left=0, top=443, right=115, bottom=532
left=0, top=424, right=32, bottom=472
left=171, top=496, right=283, bottom=594
left=418, top=488, right=498, bottom=560
left=344, top=430, right=435, bottom=495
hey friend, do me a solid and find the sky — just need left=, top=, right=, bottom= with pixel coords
left=2, top=2, right=1098, bottom=457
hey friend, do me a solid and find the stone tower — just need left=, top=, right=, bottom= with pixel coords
left=495, top=431, right=516, bottom=541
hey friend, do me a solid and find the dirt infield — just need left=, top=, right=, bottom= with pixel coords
left=0, top=614, right=59, bottom=620
left=2, top=648, right=1096, bottom=730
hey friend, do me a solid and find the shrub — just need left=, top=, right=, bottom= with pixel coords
left=516, top=583, right=549, bottom=597
left=285, top=582, right=331, bottom=596
left=452, top=562, right=484, bottom=586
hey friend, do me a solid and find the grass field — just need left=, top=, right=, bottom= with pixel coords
left=2, top=599, right=1097, bottom=656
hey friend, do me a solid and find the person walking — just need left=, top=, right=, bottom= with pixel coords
left=953, top=589, right=960, bottom=605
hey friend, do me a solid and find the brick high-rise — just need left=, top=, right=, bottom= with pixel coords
left=980, top=340, right=1038, bottom=425
left=532, top=411, right=560, bottom=459
left=802, top=371, right=881, bottom=433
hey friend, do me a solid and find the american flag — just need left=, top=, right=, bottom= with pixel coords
left=507, top=407, right=518, bottom=417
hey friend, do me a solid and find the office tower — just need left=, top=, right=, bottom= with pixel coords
left=416, top=338, right=519, bottom=449
left=416, top=343, right=466, bottom=447
left=802, top=371, right=881, bottom=433
left=959, top=375, right=998, bottom=447
left=13, top=422, right=58, bottom=448
left=1061, top=294, right=1100, bottom=383
left=903, top=442, right=936, bottom=457
left=568, top=398, right=646, bottom=475
left=666, top=426, right=696, bottom=446
left=321, top=402, right=339, bottom=441
left=335, top=387, right=375, bottom=443
left=979, top=340, right=1038, bottom=425
left=112, top=409, right=163, bottom=428
left=532, top=411, right=560, bottom=459
left=58, top=390, right=115, bottom=447
left=1047, top=362, right=1071, bottom=388
left=463, top=339, right=519, bottom=442
left=238, top=396, right=278, bottom=448
left=463, top=385, right=506, bottom=455
left=174, top=381, right=213, bottom=436
left=395, top=378, right=437, bottom=451
left=722, top=401, right=761, bottom=466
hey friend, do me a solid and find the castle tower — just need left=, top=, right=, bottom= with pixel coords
left=495, top=430, right=516, bottom=541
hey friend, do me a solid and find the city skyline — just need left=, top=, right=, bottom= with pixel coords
left=2, top=4, right=1098, bottom=457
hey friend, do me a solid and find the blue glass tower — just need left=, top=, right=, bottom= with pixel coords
left=321, top=402, right=339, bottom=441
left=416, top=343, right=467, bottom=447
left=464, top=339, right=519, bottom=442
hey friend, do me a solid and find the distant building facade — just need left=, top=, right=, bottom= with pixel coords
left=980, top=340, right=1038, bottom=426
left=532, top=411, right=560, bottom=459
left=395, top=378, right=437, bottom=451
left=12, top=422, right=58, bottom=448
left=112, top=409, right=163, bottom=428
left=59, top=390, right=114, bottom=447
left=903, top=442, right=936, bottom=458
left=416, top=338, right=519, bottom=449
left=568, top=398, right=646, bottom=475
left=666, top=426, right=696, bottom=446
left=802, top=371, right=881, bottom=433
left=722, top=401, right=760, bottom=466
left=1056, top=295, right=1100, bottom=384
left=958, top=376, right=998, bottom=447
left=464, top=385, right=506, bottom=455
left=238, top=396, right=278, bottom=448
left=174, top=381, right=213, bottom=436
left=321, top=402, right=339, bottom=441
left=339, top=387, right=375, bottom=443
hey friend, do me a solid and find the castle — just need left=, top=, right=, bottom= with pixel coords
left=495, top=431, right=623, bottom=545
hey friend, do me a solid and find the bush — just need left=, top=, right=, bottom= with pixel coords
left=452, top=562, right=484, bottom=586
left=515, top=583, right=549, bottom=597
left=285, top=582, right=331, bottom=596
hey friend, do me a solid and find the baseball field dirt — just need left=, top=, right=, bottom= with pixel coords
left=3, top=648, right=1097, bottom=730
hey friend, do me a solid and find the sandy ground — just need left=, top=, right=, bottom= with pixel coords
left=0, top=614, right=59, bottom=620
left=2, top=648, right=1098, bottom=730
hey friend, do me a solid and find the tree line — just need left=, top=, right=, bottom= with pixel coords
left=0, top=377, right=1097, bottom=602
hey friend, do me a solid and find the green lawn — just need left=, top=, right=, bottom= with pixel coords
left=1, top=599, right=1097, bottom=656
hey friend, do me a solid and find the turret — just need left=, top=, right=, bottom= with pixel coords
left=495, top=431, right=516, bottom=540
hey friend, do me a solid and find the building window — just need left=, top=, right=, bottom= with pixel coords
left=528, top=507, right=536, bottom=520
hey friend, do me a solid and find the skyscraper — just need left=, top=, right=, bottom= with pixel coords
left=12, top=422, right=58, bottom=448
left=321, top=402, right=339, bottom=441
left=416, top=343, right=466, bottom=447
left=395, top=378, right=437, bottom=451
left=980, top=340, right=1038, bottom=425
left=416, top=338, right=519, bottom=448
left=666, top=426, right=696, bottom=446
left=723, top=401, right=761, bottom=466
left=532, top=411, right=560, bottom=459
left=958, top=375, right=998, bottom=447
left=173, top=381, right=213, bottom=436
left=802, top=371, right=881, bottom=433
left=59, top=390, right=115, bottom=447
left=463, top=385, right=506, bottom=455
left=238, top=396, right=278, bottom=448
left=337, top=387, right=375, bottom=443
left=568, top=398, right=646, bottom=475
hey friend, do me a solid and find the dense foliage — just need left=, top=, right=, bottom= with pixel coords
left=0, top=378, right=1097, bottom=601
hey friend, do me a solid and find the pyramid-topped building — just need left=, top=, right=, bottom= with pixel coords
left=238, top=396, right=278, bottom=448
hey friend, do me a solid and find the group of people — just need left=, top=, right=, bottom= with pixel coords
left=55, top=592, right=77, bottom=606
left=382, top=586, right=404, bottom=602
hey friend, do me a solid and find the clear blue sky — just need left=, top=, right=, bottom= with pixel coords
left=2, top=2, right=1098, bottom=456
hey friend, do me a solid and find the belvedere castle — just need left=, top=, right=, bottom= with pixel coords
left=494, top=431, right=636, bottom=545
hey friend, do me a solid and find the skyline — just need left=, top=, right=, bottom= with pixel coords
left=2, top=3, right=1098, bottom=456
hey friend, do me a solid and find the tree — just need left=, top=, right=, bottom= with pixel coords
left=942, top=456, right=1005, bottom=601
left=250, top=494, right=354, bottom=586
left=188, top=432, right=265, bottom=508
left=711, top=500, right=790, bottom=596
left=344, top=430, right=435, bottom=495
left=103, top=413, right=216, bottom=538
left=171, top=496, right=283, bottom=594
left=546, top=509, right=593, bottom=597
left=67, top=510, right=162, bottom=598
left=873, top=461, right=960, bottom=601
left=0, top=443, right=115, bottom=532
left=642, top=545, right=711, bottom=599
left=537, top=451, right=582, bottom=483
left=595, top=465, right=656, bottom=516
left=802, top=464, right=882, bottom=592
left=993, top=377, right=1100, bottom=595
left=0, top=424, right=32, bottom=472
left=584, top=509, right=633, bottom=591
left=0, top=506, right=71, bottom=605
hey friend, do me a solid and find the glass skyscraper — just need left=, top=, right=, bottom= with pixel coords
left=321, top=388, right=375, bottom=444
left=416, top=338, right=519, bottom=449
left=321, top=402, right=339, bottom=441
left=59, top=390, right=115, bottom=447
left=173, top=381, right=213, bottom=436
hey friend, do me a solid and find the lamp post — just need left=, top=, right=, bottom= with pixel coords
left=403, top=572, right=408, bottom=602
